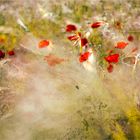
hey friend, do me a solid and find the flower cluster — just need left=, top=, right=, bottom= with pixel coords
left=65, top=22, right=135, bottom=73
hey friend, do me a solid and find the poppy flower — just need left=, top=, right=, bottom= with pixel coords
left=67, top=35, right=79, bottom=41
left=39, top=40, right=50, bottom=48
left=67, top=32, right=81, bottom=41
left=0, top=50, right=5, bottom=59
left=8, top=50, right=15, bottom=56
left=79, top=52, right=91, bottom=63
left=115, top=41, right=128, bottom=49
left=105, top=54, right=119, bottom=63
left=91, top=22, right=102, bottom=28
left=66, top=24, right=77, bottom=32
left=81, top=38, right=88, bottom=47
left=127, top=35, right=134, bottom=42
left=107, top=64, right=113, bottom=73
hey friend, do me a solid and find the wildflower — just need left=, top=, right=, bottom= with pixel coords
left=79, top=52, right=91, bottom=62
left=67, top=32, right=81, bottom=41
left=81, top=38, right=88, bottom=47
left=39, top=40, right=50, bottom=48
left=107, top=64, right=113, bottom=73
left=0, top=50, right=5, bottom=59
left=66, top=24, right=77, bottom=32
left=115, top=41, right=128, bottom=49
left=105, top=54, right=119, bottom=63
left=127, top=35, right=134, bottom=42
left=8, top=50, right=15, bottom=56
left=91, top=22, right=102, bottom=28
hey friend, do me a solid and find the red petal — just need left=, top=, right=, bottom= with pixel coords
left=66, top=24, right=77, bottom=32
left=107, top=64, right=113, bottom=73
left=115, top=42, right=128, bottom=49
left=79, top=52, right=90, bottom=63
left=127, top=35, right=134, bottom=42
left=0, top=50, right=5, bottom=59
left=8, top=50, right=15, bottom=56
left=67, top=35, right=78, bottom=41
left=39, top=40, right=50, bottom=48
left=91, top=22, right=102, bottom=28
left=105, top=54, right=119, bottom=63
left=81, top=38, right=88, bottom=46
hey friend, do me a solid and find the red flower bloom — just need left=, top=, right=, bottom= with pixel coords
left=91, top=22, right=102, bottom=28
left=81, top=38, right=88, bottom=47
left=67, top=32, right=81, bottom=41
left=8, top=50, right=15, bottom=56
left=115, top=41, right=128, bottom=49
left=105, top=54, right=119, bottom=63
left=107, top=64, right=113, bottom=73
left=66, top=24, right=77, bottom=32
left=39, top=40, right=50, bottom=48
left=0, top=50, right=5, bottom=59
left=68, top=35, right=78, bottom=41
left=127, top=35, right=134, bottom=42
left=79, top=52, right=91, bottom=63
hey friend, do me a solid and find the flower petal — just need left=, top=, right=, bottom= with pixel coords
left=127, top=35, right=134, bottom=42
left=105, top=54, right=119, bottom=63
left=0, top=50, right=5, bottom=59
left=66, top=24, right=77, bottom=32
left=79, top=52, right=91, bottom=63
left=81, top=38, right=88, bottom=47
left=39, top=40, right=50, bottom=48
left=115, top=41, right=128, bottom=49
left=91, top=22, right=102, bottom=28
left=107, top=64, right=113, bottom=73
left=8, top=50, right=15, bottom=56
left=67, top=35, right=78, bottom=41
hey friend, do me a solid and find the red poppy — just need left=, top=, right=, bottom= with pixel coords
left=107, top=64, right=113, bottom=73
left=79, top=52, right=91, bottom=62
left=66, top=24, right=77, bottom=32
left=67, top=32, right=81, bottom=41
left=91, top=22, right=102, bottom=28
left=81, top=38, right=88, bottom=46
left=105, top=54, right=119, bottom=63
left=0, top=50, right=5, bottom=59
left=39, top=40, right=50, bottom=48
left=115, top=41, right=128, bottom=49
left=68, top=35, right=78, bottom=41
left=8, top=50, right=15, bottom=56
left=127, top=35, right=134, bottom=42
